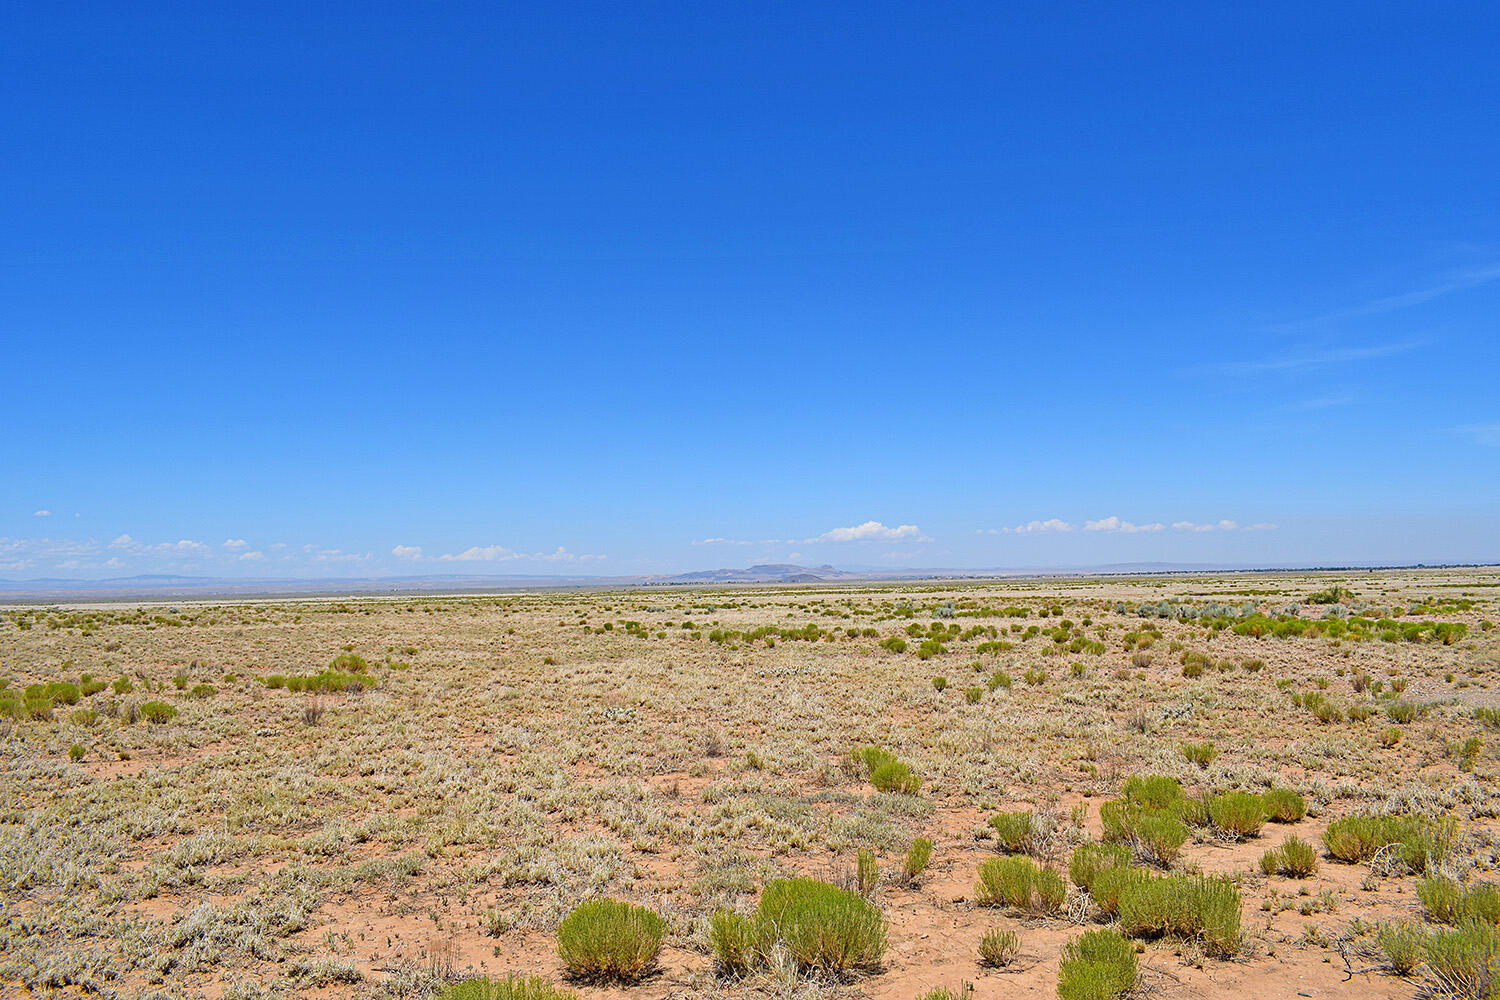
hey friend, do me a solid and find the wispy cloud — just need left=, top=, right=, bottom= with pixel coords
left=222, top=538, right=249, bottom=549
left=391, top=543, right=604, bottom=563
left=1268, top=262, right=1500, bottom=332
left=694, top=520, right=931, bottom=546
left=1084, top=516, right=1164, bottom=534
left=980, top=516, right=1276, bottom=536
left=32, top=510, right=50, bottom=517
left=1208, top=341, right=1421, bottom=376
left=1277, top=394, right=1356, bottom=413
left=1457, top=423, right=1500, bottom=447
left=982, top=518, right=1077, bottom=535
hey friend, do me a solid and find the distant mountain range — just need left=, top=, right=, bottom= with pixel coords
left=0, top=561, right=1489, bottom=601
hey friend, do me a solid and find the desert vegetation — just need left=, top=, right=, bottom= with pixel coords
left=2, top=567, right=1499, bottom=998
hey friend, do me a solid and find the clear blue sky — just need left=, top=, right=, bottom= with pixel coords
left=3, top=3, right=1498, bottom=578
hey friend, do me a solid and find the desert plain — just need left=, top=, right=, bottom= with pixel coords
left=4, top=567, right=1500, bottom=1000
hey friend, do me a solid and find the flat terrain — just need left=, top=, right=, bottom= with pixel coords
left=4, top=568, right=1500, bottom=1000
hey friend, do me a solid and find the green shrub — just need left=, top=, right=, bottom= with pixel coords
left=931, top=676, right=948, bottom=691
left=856, top=848, right=879, bottom=895
left=975, top=857, right=1064, bottom=915
left=1116, top=873, right=1241, bottom=958
left=189, top=683, right=216, bottom=699
left=1057, top=929, right=1138, bottom=1000
left=330, top=652, right=369, bottom=672
left=989, top=811, right=1034, bottom=852
left=870, top=760, right=921, bottom=794
left=1121, top=775, right=1182, bottom=810
left=904, top=837, right=933, bottom=882
left=1023, top=667, right=1047, bottom=686
left=1421, top=876, right=1467, bottom=924
left=1387, top=701, right=1420, bottom=724
left=856, top=747, right=921, bottom=794
left=1260, top=835, right=1318, bottom=877
left=1425, top=921, right=1500, bottom=1000
left=438, top=976, right=579, bottom=1000
left=139, top=700, right=178, bottom=724
left=978, top=927, right=1019, bottom=967
left=708, top=909, right=761, bottom=976
left=916, top=639, right=946, bottom=660
left=1419, top=877, right=1500, bottom=926
left=1323, top=814, right=1455, bottom=872
left=1099, top=801, right=1188, bottom=866
left=556, top=899, right=666, bottom=981
left=1208, top=791, right=1268, bottom=839
left=1177, top=796, right=1209, bottom=828
left=1089, top=866, right=1149, bottom=916
left=1261, top=787, right=1307, bottom=823
left=881, top=637, right=908, bottom=653
left=111, top=677, right=134, bottom=695
left=755, top=877, right=886, bottom=972
left=964, top=685, right=983, bottom=703
left=1376, top=921, right=1426, bottom=976
left=987, top=670, right=1012, bottom=690
left=1180, top=741, right=1216, bottom=766
left=1069, top=842, right=1130, bottom=891
left=69, top=743, right=86, bottom=762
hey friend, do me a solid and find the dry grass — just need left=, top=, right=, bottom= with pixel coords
left=1, top=567, right=1498, bottom=998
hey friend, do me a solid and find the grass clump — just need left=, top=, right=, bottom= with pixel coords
left=439, top=976, right=579, bottom=1000
left=903, top=837, right=933, bottom=882
left=1057, top=928, right=1138, bottom=1000
left=1115, top=872, right=1241, bottom=958
left=755, top=877, right=886, bottom=973
left=1376, top=921, right=1426, bottom=975
left=138, top=700, right=178, bottom=724
left=1424, top=920, right=1500, bottom=999
left=975, top=857, right=1065, bottom=915
left=989, top=811, right=1035, bottom=852
left=1180, top=741, right=1216, bottom=767
left=556, top=899, right=666, bottom=981
left=1069, top=842, right=1131, bottom=892
left=708, top=909, right=761, bottom=977
left=978, top=927, right=1020, bottom=967
left=1208, top=791, right=1268, bottom=839
left=1260, top=787, right=1307, bottom=823
left=1100, top=798, right=1188, bottom=866
left=1323, top=813, right=1455, bottom=872
left=856, top=746, right=922, bottom=795
left=1419, top=877, right=1500, bottom=925
left=1259, top=835, right=1319, bottom=877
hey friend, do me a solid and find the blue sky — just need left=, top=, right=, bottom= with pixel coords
left=3, top=2, right=1498, bottom=578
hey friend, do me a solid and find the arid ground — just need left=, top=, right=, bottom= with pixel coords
left=5, top=568, right=1500, bottom=1000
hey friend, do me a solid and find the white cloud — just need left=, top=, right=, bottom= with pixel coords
left=432, top=544, right=595, bottom=563
left=438, top=544, right=520, bottom=562
left=238, top=550, right=265, bottom=561
left=989, top=518, right=1077, bottom=535
left=110, top=534, right=134, bottom=548
left=33, top=510, right=50, bottom=517
left=693, top=521, right=930, bottom=546
left=816, top=521, right=930, bottom=543
left=1170, top=520, right=1262, bottom=533
left=1084, top=516, right=1165, bottom=534
left=391, top=545, right=424, bottom=561
left=223, top=538, right=249, bottom=549
left=983, top=517, right=1277, bottom=536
